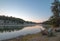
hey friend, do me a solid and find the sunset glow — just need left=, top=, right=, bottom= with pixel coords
left=0, top=0, right=53, bottom=23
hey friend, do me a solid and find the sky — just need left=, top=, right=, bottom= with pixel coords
left=0, top=0, right=54, bottom=23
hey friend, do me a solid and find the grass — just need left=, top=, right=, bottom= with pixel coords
left=21, top=33, right=41, bottom=40
left=4, top=32, right=42, bottom=41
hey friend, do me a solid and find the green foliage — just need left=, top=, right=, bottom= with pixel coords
left=43, top=0, right=60, bottom=27
left=51, top=0, right=60, bottom=27
left=0, top=15, right=36, bottom=24
left=0, top=15, right=36, bottom=32
left=0, top=15, right=25, bottom=24
left=48, top=15, right=60, bottom=27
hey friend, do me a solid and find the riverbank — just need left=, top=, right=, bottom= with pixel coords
left=2, top=31, right=60, bottom=41
left=0, top=24, right=36, bottom=27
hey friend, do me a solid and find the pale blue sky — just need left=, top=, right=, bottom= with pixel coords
left=0, top=0, right=54, bottom=22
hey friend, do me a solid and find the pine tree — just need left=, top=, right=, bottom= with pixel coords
left=51, top=0, right=60, bottom=27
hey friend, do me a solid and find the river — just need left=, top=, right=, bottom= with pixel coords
left=0, top=24, right=45, bottom=40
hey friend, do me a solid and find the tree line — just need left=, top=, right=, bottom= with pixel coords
left=0, top=15, right=36, bottom=25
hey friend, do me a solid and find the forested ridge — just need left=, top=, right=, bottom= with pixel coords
left=0, top=15, right=36, bottom=25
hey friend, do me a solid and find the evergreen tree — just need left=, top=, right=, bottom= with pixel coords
left=51, top=0, right=60, bottom=27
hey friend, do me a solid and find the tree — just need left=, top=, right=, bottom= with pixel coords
left=46, top=0, right=60, bottom=36
left=49, top=16, right=60, bottom=27
left=51, top=0, right=60, bottom=27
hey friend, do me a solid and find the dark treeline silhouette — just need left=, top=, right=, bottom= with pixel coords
left=0, top=15, right=36, bottom=25
left=42, top=0, right=60, bottom=27
left=0, top=15, right=25, bottom=24
left=41, top=0, right=60, bottom=37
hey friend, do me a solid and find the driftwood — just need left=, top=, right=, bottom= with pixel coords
left=41, top=29, right=48, bottom=35
left=55, top=28, right=60, bottom=32
left=41, top=28, right=54, bottom=36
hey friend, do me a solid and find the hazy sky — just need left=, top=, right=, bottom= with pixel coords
left=0, top=0, right=54, bottom=23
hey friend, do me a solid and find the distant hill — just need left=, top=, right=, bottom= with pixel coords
left=0, top=15, right=36, bottom=25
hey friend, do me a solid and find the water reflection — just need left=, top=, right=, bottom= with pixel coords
left=0, top=26, right=24, bottom=32
left=0, top=25, right=45, bottom=40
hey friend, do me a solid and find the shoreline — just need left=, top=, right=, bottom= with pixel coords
left=0, top=24, right=37, bottom=27
left=0, top=24, right=39, bottom=41
left=2, top=31, right=60, bottom=41
left=1, top=26, right=60, bottom=41
left=2, top=32, right=42, bottom=41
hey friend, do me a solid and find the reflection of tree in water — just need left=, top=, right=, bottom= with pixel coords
left=0, top=26, right=24, bottom=32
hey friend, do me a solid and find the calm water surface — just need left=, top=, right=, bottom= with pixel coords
left=0, top=24, right=45, bottom=40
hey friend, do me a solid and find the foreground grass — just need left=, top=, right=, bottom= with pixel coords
left=3, top=32, right=42, bottom=41
left=21, top=33, right=42, bottom=41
